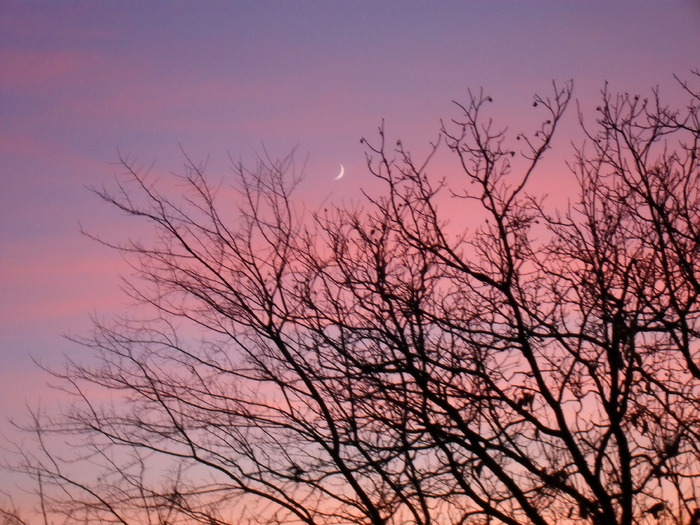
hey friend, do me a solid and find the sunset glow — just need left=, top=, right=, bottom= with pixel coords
left=2, top=2, right=699, bottom=523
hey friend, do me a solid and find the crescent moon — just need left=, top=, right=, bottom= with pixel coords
left=334, top=164, right=345, bottom=180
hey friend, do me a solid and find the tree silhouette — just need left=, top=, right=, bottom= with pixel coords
left=11, top=76, right=700, bottom=524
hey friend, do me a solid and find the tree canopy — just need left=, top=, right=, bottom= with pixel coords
left=7, top=77, right=700, bottom=525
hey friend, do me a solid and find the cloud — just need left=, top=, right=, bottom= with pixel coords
left=1, top=48, right=97, bottom=91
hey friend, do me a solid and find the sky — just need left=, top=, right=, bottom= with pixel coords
left=1, top=0, right=699, bottom=502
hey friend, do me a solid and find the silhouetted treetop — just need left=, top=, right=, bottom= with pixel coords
left=9, top=75, right=700, bottom=525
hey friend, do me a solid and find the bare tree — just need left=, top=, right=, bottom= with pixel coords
left=9, top=76, right=700, bottom=524
left=1, top=499, right=30, bottom=525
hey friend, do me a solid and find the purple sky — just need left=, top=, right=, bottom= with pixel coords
left=1, top=0, right=699, bottom=487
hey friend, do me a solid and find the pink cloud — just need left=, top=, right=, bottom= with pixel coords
left=1, top=48, right=97, bottom=91
left=1, top=236, right=127, bottom=326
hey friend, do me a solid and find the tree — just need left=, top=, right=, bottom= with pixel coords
left=10, top=76, right=700, bottom=525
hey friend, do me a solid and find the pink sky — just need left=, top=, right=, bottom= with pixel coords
left=1, top=0, right=699, bottom=503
